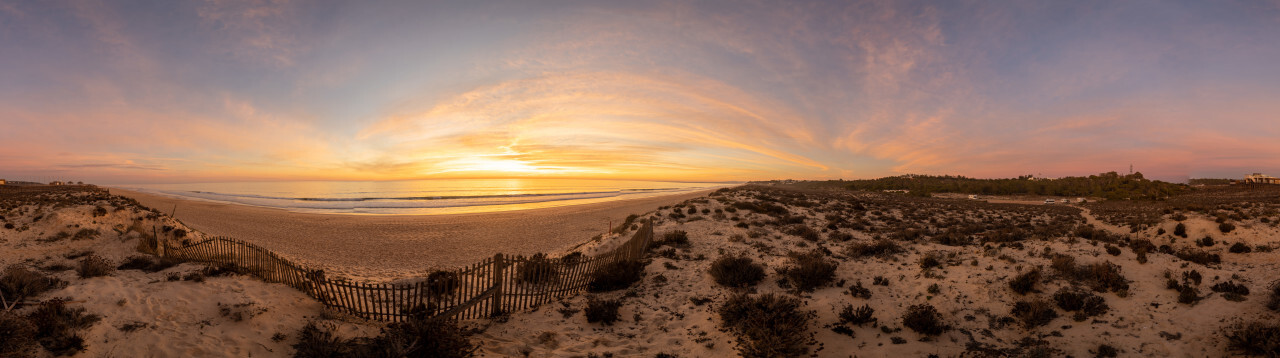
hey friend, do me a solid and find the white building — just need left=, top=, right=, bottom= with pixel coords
left=1244, top=173, right=1280, bottom=184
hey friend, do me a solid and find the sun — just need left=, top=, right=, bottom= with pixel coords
left=439, top=156, right=542, bottom=174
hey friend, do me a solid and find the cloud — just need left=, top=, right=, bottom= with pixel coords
left=197, top=0, right=306, bottom=66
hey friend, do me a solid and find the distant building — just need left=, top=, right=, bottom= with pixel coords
left=0, top=179, right=5, bottom=185
left=49, top=181, right=63, bottom=186
left=1244, top=173, right=1280, bottom=184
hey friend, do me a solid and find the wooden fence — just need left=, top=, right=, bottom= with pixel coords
left=137, top=220, right=654, bottom=322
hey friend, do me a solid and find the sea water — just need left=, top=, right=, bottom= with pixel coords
left=117, top=179, right=734, bottom=215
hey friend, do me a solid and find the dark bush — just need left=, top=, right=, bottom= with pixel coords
left=26, top=300, right=101, bottom=356
left=838, top=304, right=875, bottom=326
left=294, top=310, right=476, bottom=358
left=1052, top=257, right=1129, bottom=294
left=1211, top=281, right=1250, bottom=301
left=902, top=304, right=948, bottom=336
left=662, top=230, right=690, bottom=247
left=0, top=312, right=38, bottom=357
left=1176, top=249, right=1221, bottom=265
left=918, top=253, right=941, bottom=270
left=1008, top=268, right=1040, bottom=295
left=426, top=270, right=460, bottom=297
left=1104, top=245, right=1121, bottom=256
left=76, top=254, right=114, bottom=278
left=1198, top=236, right=1215, bottom=247
left=1174, top=223, right=1187, bottom=238
left=783, top=225, right=820, bottom=241
left=1095, top=344, right=1119, bottom=357
left=718, top=293, right=811, bottom=358
left=845, top=239, right=903, bottom=259
left=517, top=253, right=557, bottom=284
left=1178, top=285, right=1201, bottom=304
left=1011, top=300, right=1058, bottom=329
left=116, top=256, right=181, bottom=273
left=1225, top=322, right=1280, bottom=356
left=709, top=254, right=765, bottom=288
left=778, top=250, right=838, bottom=292
left=1269, top=283, right=1280, bottom=312
left=1230, top=242, right=1253, bottom=253
left=588, top=260, right=645, bottom=292
left=1219, top=222, right=1236, bottom=233
left=584, top=297, right=622, bottom=325
left=1052, top=288, right=1108, bottom=320
left=847, top=281, right=871, bottom=299
left=828, top=231, right=854, bottom=242
left=1, top=265, right=65, bottom=309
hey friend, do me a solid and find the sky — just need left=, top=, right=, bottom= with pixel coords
left=2, top=0, right=1279, bottom=184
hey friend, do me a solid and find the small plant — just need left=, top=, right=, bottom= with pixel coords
left=847, top=281, right=872, bottom=299
left=1174, top=223, right=1188, bottom=238
left=838, top=304, right=875, bottom=326
left=426, top=270, right=460, bottom=297
left=76, top=254, right=114, bottom=278
left=1052, top=287, right=1108, bottom=320
left=1269, top=283, right=1280, bottom=312
left=517, top=253, right=557, bottom=284
left=0, top=312, right=37, bottom=357
left=778, top=250, right=838, bottom=292
left=1095, top=344, right=1119, bottom=357
left=1175, top=249, right=1221, bottom=265
left=901, top=304, right=948, bottom=336
left=1011, top=300, right=1059, bottom=329
left=116, top=256, right=181, bottom=273
left=588, top=260, right=645, bottom=292
left=709, top=254, right=766, bottom=288
left=1211, top=281, right=1250, bottom=301
left=1008, top=268, right=1040, bottom=295
left=584, top=297, right=622, bottom=325
left=662, top=230, right=690, bottom=247
left=783, top=225, right=820, bottom=241
left=1229, top=242, right=1253, bottom=253
left=718, top=293, right=811, bottom=358
left=1225, top=322, right=1280, bottom=356
left=1197, top=236, right=1216, bottom=247
left=1, top=265, right=65, bottom=310
left=1219, top=222, right=1236, bottom=233
left=845, top=239, right=903, bottom=259
left=26, top=299, right=101, bottom=356
left=1104, top=245, right=1121, bottom=256
left=918, top=253, right=941, bottom=270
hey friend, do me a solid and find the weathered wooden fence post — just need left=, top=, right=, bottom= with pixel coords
left=154, top=226, right=164, bottom=257
left=491, top=253, right=505, bottom=317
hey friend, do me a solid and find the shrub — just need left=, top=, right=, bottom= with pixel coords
left=709, top=254, right=765, bottom=288
left=26, top=300, right=101, bottom=356
left=918, top=253, right=941, bottom=270
left=0, top=312, right=38, bottom=357
left=1269, top=283, right=1280, bottom=312
left=1104, top=245, right=1121, bottom=256
left=1176, top=249, right=1221, bottom=265
left=1052, top=257, right=1129, bottom=294
left=116, top=256, right=181, bottom=273
left=426, top=270, right=460, bottom=297
left=1174, top=223, right=1187, bottom=238
left=1198, top=236, right=1215, bottom=247
left=845, top=239, right=903, bottom=259
left=1052, top=287, right=1108, bottom=320
left=1011, top=300, right=1059, bottom=329
left=838, top=304, right=875, bottom=326
left=847, top=281, right=871, bottom=299
left=662, top=231, right=690, bottom=247
left=718, top=293, right=811, bottom=358
left=292, top=321, right=353, bottom=357
left=1225, top=322, right=1280, bottom=356
left=1211, top=281, right=1250, bottom=301
left=76, top=255, right=114, bottom=278
left=517, top=253, right=557, bottom=284
left=828, top=231, right=854, bottom=242
left=1177, top=285, right=1201, bottom=304
left=1, top=265, right=65, bottom=309
left=783, top=225, right=820, bottom=241
left=1230, top=242, right=1253, bottom=253
left=1095, top=344, right=1119, bottom=357
left=778, top=250, right=838, bottom=292
left=588, top=260, right=645, bottom=292
left=584, top=297, right=622, bottom=325
left=294, top=310, right=476, bottom=358
left=1219, top=222, right=1236, bottom=233
left=901, top=304, right=948, bottom=336
left=1008, top=268, right=1040, bottom=295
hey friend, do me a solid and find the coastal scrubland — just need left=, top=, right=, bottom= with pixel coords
left=3, top=183, right=1280, bottom=357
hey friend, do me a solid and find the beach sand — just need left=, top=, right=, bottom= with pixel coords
left=110, top=188, right=717, bottom=282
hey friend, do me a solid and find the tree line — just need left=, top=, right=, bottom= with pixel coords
left=783, top=172, right=1188, bottom=200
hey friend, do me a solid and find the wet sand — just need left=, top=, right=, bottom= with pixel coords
left=110, top=188, right=717, bottom=281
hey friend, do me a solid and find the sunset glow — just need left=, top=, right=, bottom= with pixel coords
left=2, top=1, right=1279, bottom=183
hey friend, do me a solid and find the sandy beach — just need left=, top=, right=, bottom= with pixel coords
left=110, top=188, right=718, bottom=282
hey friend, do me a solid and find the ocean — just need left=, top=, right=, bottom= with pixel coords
left=117, top=179, right=735, bottom=215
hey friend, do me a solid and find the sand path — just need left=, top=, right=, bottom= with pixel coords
left=110, top=188, right=717, bottom=281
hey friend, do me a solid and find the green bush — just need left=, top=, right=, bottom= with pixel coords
left=709, top=254, right=765, bottom=288
left=718, top=293, right=811, bottom=358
